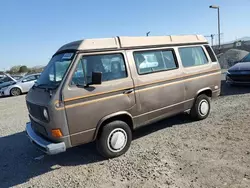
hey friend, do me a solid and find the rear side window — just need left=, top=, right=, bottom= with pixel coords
left=241, top=53, right=250, bottom=62
left=179, top=46, right=208, bottom=67
left=24, top=75, right=37, bottom=82
left=204, top=45, right=217, bottom=62
left=133, top=49, right=178, bottom=75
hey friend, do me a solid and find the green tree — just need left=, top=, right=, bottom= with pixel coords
left=19, top=66, right=29, bottom=73
left=8, top=65, right=22, bottom=74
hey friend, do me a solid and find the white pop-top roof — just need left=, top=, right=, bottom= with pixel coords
left=57, top=35, right=207, bottom=53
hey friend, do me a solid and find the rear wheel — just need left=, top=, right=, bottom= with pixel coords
left=190, top=94, right=210, bottom=120
left=10, top=87, right=21, bottom=96
left=96, top=120, right=132, bottom=158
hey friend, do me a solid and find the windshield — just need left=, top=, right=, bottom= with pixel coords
left=0, top=76, right=13, bottom=83
left=35, top=52, right=75, bottom=89
left=12, top=76, right=22, bottom=80
left=242, top=53, right=250, bottom=62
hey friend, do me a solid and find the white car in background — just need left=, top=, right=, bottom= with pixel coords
left=139, top=54, right=159, bottom=69
left=0, top=73, right=40, bottom=96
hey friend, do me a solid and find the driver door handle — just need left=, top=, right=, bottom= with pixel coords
left=123, top=88, right=134, bottom=94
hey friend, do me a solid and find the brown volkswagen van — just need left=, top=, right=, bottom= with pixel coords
left=26, top=35, right=221, bottom=158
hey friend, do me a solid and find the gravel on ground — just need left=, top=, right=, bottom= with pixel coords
left=0, top=79, right=250, bottom=188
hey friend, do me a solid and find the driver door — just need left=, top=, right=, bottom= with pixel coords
left=62, top=51, right=136, bottom=146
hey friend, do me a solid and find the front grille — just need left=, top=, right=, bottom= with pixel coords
left=26, top=101, right=46, bottom=122
left=228, top=74, right=250, bottom=82
left=31, top=118, right=48, bottom=136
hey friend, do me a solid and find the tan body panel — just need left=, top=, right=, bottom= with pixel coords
left=61, top=45, right=220, bottom=147
left=26, top=88, right=72, bottom=147
left=125, top=48, right=185, bottom=127
left=62, top=51, right=136, bottom=146
left=26, top=35, right=221, bottom=150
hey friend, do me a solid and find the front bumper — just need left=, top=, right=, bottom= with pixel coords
left=226, top=73, right=250, bottom=85
left=0, top=90, right=5, bottom=96
left=226, top=78, right=250, bottom=85
left=0, top=88, right=9, bottom=96
left=26, top=122, right=66, bottom=155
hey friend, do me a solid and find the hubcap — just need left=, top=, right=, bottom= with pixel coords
left=12, top=88, right=20, bottom=96
left=199, top=99, right=209, bottom=116
left=107, top=128, right=127, bottom=152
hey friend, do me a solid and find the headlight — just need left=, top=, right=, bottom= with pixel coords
left=0, top=86, right=8, bottom=91
left=43, top=108, right=49, bottom=121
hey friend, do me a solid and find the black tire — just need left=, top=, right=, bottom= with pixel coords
left=10, top=87, right=21, bottom=96
left=96, top=120, right=132, bottom=158
left=190, top=94, right=211, bottom=120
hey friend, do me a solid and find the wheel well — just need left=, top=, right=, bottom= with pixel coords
left=10, top=87, right=22, bottom=93
left=96, top=114, right=133, bottom=139
left=197, top=89, right=212, bottom=98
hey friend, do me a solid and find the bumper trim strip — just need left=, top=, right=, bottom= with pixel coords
left=26, top=122, right=66, bottom=155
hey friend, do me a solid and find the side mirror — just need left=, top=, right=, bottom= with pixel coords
left=86, top=72, right=102, bottom=87
left=91, top=72, right=102, bottom=85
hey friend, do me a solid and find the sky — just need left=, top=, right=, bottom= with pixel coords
left=1, top=0, right=250, bottom=70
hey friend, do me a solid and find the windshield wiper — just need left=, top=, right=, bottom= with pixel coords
left=32, top=83, right=58, bottom=91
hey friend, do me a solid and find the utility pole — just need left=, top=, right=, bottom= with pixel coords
left=205, top=34, right=215, bottom=46
left=209, top=5, right=221, bottom=51
left=211, top=34, right=214, bottom=46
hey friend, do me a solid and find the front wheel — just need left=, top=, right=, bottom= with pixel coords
left=10, top=87, right=21, bottom=96
left=96, top=121, right=132, bottom=158
left=190, top=94, right=211, bottom=120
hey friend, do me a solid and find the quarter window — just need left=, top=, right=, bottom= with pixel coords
left=204, top=45, right=217, bottom=62
left=71, top=53, right=127, bottom=86
left=133, top=49, right=178, bottom=75
left=179, top=46, right=208, bottom=67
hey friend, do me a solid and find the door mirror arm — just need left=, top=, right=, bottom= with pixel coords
left=85, top=72, right=102, bottom=87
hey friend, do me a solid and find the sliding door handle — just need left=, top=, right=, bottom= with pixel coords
left=123, top=88, right=134, bottom=94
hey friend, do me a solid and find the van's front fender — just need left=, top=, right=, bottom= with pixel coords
left=93, top=111, right=134, bottom=140
left=196, top=87, right=212, bottom=97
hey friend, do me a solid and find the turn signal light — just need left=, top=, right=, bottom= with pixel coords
left=51, top=129, right=63, bottom=138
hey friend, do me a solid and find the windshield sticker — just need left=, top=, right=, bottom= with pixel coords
left=62, top=53, right=74, bottom=60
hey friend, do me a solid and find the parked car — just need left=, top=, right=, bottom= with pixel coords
left=12, top=75, right=23, bottom=81
left=25, top=35, right=221, bottom=158
left=240, top=53, right=250, bottom=63
left=0, top=76, right=12, bottom=84
left=0, top=74, right=22, bottom=84
left=0, top=74, right=19, bottom=90
left=226, top=53, right=250, bottom=85
left=0, top=73, right=40, bottom=96
left=226, top=62, right=250, bottom=85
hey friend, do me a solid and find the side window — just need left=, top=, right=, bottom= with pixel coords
left=133, top=49, right=178, bottom=75
left=71, top=53, right=127, bottom=86
left=179, top=46, right=208, bottom=67
left=204, top=45, right=217, bottom=62
left=24, top=75, right=36, bottom=82
left=71, top=59, right=85, bottom=86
